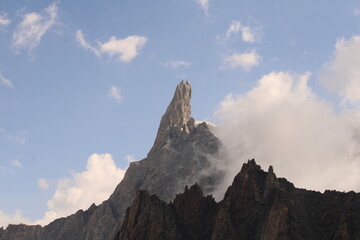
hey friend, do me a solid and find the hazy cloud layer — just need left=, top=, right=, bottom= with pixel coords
left=12, top=3, right=58, bottom=53
left=320, top=36, right=360, bottom=105
left=212, top=71, right=360, bottom=199
left=222, top=50, right=261, bottom=70
left=76, top=30, right=147, bottom=63
left=36, top=153, right=126, bottom=225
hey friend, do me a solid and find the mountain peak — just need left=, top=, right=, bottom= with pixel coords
left=148, top=80, right=193, bottom=156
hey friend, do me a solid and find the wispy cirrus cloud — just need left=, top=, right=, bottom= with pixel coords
left=12, top=2, right=58, bottom=53
left=76, top=30, right=147, bottom=63
left=75, top=30, right=100, bottom=56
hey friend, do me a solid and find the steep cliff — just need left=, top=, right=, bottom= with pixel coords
left=116, top=160, right=360, bottom=240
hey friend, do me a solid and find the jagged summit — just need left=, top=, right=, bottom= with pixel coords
left=148, top=80, right=193, bottom=156
left=116, top=160, right=360, bottom=240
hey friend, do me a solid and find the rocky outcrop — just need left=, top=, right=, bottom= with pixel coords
left=116, top=160, right=360, bottom=240
left=0, top=81, right=223, bottom=240
left=115, top=184, right=218, bottom=240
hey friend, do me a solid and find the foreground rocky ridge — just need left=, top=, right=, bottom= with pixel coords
left=0, top=81, right=223, bottom=240
left=116, top=160, right=360, bottom=240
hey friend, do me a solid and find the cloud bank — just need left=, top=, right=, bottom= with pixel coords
left=36, top=153, right=126, bottom=225
left=212, top=70, right=360, bottom=199
left=320, top=36, right=360, bottom=105
left=0, top=210, right=30, bottom=228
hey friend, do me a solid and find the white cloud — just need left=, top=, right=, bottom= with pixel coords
left=124, top=154, right=135, bottom=163
left=76, top=30, right=147, bottom=63
left=222, top=50, right=261, bottom=70
left=12, top=160, right=22, bottom=168
left=38, top=178, right=49, bottom=190
left=211, top=71, right=360, bottom=199
left=320, top=36, right=360, bottom=105
left=108, top=86, right=123, bottom=103
left=12, top=2, right=58, bottom=52
left=166, top=60, right=192, bottom=69
left=36, top=153, right=126, bottom=225
left=0, top=11, right=11, bottom=26
left=0, top=72, right=14, bottom=88
left=226, top=20, right=261, bottom=43
left=197, top=0, right=209, bottom=15
left=75, top=30, right=100, bottom=56
left=0, top=210, right=30, bottom=228
left=99, top=36, right=147, bottom=62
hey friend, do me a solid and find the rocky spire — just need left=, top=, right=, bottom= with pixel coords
left=148, top=80, right=192, bottom=156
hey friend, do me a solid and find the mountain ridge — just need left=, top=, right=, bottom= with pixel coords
left=116, top=159, right=360, bottom=240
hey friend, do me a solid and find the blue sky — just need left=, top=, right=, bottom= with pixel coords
left=1, top=0, right=360, bottom=227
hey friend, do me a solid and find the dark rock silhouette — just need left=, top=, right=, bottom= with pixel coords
left=116, top=160, right=360, bottom=240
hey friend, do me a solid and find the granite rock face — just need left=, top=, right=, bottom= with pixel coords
left=116, top=160, right=360, bottom=240
left=0, top=80, right=223, bottom=240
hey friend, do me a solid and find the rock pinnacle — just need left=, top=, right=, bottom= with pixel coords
left=148, top=80, right=192, bottom=156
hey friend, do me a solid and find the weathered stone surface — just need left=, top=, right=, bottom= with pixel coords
left=148, top=80, right=192, bottom=156
left=0, top=81, right=223, bottom=240
left=116, top=160, right=360, bottom=240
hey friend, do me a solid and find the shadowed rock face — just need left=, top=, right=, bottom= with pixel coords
left=116, top=160, right=360, bottom=240
left=0, top=81, right=223, bottom=240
